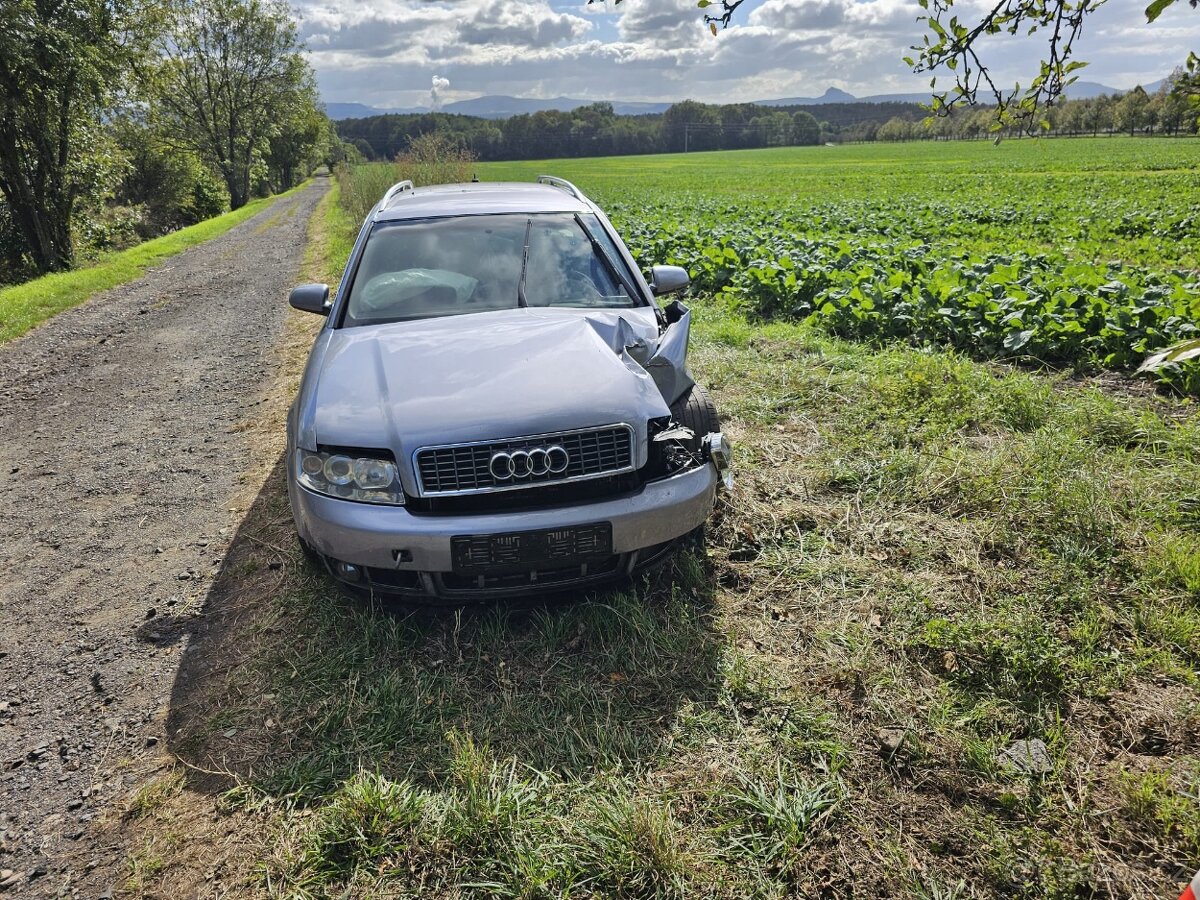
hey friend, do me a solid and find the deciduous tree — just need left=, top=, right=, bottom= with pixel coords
left=153, top=0, right=317, bottom=209
left=264, top=65, right=326, bottom=191
left=791, top=111, right=821, bottom=146
left=1115, top=86, right=1152, bottom=135
left=0, top=0, right=158, bottom=273
left=662, top=100, right=721, bottom=152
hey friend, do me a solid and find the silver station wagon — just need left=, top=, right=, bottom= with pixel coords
left=286, top=176, right=732, bottom=600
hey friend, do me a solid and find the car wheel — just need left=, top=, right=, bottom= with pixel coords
left=669, top=383, right=721, bottom=450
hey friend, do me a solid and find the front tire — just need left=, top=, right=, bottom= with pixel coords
left=669, top=383, right=721, bottom=450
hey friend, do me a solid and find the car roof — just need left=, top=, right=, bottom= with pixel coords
left=373, top=182, right=593, bottom=222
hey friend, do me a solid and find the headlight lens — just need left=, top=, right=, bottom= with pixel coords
left=352, top=457, right=394, bottom=489
left=297, top=449, right=405, bottom=505
left=323, top=455, right=355, bottom=485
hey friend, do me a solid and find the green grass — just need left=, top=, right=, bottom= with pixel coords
left=303, top=176, right=355, bottom=291
left=138, top=144, right=1200, bottom=898
left=126, top=771, right=187, bottom=819
left=0, top=180, right=311, bottom=344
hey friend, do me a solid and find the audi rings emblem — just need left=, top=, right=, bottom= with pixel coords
left=489, top=445, right=570, bottom=480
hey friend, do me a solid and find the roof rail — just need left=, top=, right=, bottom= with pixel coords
left=380, top=179, right=414, bottom=208
left=536, top=175, right=585, bottom=201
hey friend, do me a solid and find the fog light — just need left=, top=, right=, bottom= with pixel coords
left=703, top=432, right=733, bottom=490
left=335, top=561, right=363, bottom=582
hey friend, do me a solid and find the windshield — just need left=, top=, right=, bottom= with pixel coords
left=343, top=213, right=639, bottom=326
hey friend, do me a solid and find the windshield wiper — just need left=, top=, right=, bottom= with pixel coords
left=574, top=214, right=640, bottom=303
left=517, top=217, right=532, bottom=308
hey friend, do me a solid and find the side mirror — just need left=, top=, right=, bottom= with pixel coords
left=289, top=283, right=330, bottom=316
left=648, top=265, right=690, bottom=297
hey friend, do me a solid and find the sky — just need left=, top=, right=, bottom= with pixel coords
left=293, top=0, right=1200, bottom=109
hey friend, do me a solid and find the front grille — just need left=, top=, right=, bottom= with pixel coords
left=405, top=473, right=639, bottom=516
left=415, top=425, right=635, bottom=496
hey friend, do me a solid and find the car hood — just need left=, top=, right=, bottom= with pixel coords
left=294, top=307, right=682, bottom=495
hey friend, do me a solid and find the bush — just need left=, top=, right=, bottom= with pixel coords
left=113, top=128, right=230, bottom=234
left=185, top=168, right=230, bottom=223
left=395, top=132, right=476, bottom=186
left=327, top=133, right=480, bottom=234
left=75, top=204, right=146, bottom=257
left=334, top=161, right=402, bottom=225
left=0, top=201, right=32, bottom=285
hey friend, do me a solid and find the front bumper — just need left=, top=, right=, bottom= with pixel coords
left=289, top=462, right=718, bottom=598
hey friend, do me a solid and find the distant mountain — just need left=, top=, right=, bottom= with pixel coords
left=327, top=79, right=1160, bottom=122
left=325, top=101, right=423, bottom=119
left=857, top=79, right=1161, bottom=103
left=442, top=95, right=572, bottom=117
left=1064, top=77, right=1165, bottom=98
left=1061, top=80, right=1127, bottom=99
left=760, top=81, right=1134, bottom=106
left=857, top=91, right=936, bottom=104
left=441, top=95, right=672, bottom=118
left=754, top=87, right=858, bottom=106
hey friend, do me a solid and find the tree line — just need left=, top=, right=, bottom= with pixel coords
left=878, top=81, right=1195, bottom=141
left=0, top=0, right=342, bottom=286
left=339, top=77, right=1196, bottom=164
left=336, top=100, right=905, bottom=162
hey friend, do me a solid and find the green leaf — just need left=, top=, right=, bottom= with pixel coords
left=1145, top=0, right=1175, bottom=23
left=1003, top=329, right=1035, bottom=352
left=1139, top=338, right=1200, bottom=372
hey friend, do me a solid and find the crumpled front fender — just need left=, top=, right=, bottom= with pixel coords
left=644, top=300, right=695, bottom=407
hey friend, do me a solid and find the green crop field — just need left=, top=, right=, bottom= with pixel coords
left=483, top=139, right=1200, bottom=389
left=129, top=140, right=1200, bottom=899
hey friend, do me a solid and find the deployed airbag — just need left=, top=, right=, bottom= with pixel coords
left=358, top=268, right=479, bottom=315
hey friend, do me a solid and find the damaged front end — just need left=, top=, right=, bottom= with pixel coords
left=632, top=300, right=734, bottom=492
left=646, top=419, right=734, bottom=491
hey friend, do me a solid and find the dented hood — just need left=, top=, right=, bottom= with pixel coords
left=294, top=306, right=691, bottom=495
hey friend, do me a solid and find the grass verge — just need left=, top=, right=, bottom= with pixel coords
left=0, top=180, right=312, bottom=345
left=302, top=175, right=355, bottom=294
left=118, top=173, right=1200, bottom=899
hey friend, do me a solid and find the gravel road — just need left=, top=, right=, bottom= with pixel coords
left=0, top=179, right=327, bottom=897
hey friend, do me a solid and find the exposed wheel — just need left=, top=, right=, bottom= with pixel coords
left=669, top=383, right=721, bottom=450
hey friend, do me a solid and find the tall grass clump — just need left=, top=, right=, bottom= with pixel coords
left=396, top=133, right=476, bottom=187
left=571, top=789, right=696, bottom=898
left=333, top=162, right=400, bottom=225
left=335, top=133, right=477, bottom=225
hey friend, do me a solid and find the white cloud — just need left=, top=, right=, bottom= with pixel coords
left=617, top=0, right=710, bottom=47
left=749, top=0, right=847, bottom=31
left=456, top=3, right=592, bottom=46
left=294, top=0, right=1200, bottom=107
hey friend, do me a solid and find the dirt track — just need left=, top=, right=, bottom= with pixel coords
left=0, top=179, right=326, bottom=897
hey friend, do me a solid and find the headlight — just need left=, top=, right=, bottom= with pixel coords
left=296, top=449, right=405, bottom=505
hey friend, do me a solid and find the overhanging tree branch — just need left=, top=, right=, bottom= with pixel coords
left=685, top=0, right=1196, bottom=131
